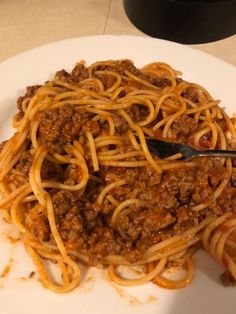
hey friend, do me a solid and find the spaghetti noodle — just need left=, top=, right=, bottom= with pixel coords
left=0, top=59, right=236, bottom=293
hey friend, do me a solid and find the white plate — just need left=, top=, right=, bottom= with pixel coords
left=0, top=35, right=235, bottom=314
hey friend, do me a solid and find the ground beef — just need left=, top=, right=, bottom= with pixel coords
left=181, top=86, right=199, bottom=103
left=15, top=149, right=64, bottom=179
left=220, top=271, right=236, bottom=286
left=51, top=191, right=88, bottom=250
left=26, top=206, right=50, bottom=241
left=174, top=205, right=198, bottom=235
left=59, top=205, right=85, bottom=250
left=71, top=63, right=89, bottom=81
left=51, top=190, right=76, bottom=217
left=135, top=209, right=174, bottom=233
left=0, top=141, right=6, bottom=153
left=16, top=151, right=234, bottom=268
left=55, top=69, right=71, bottom=81
left=16, top=85, right=42, bottom=119
left=38, top=106, right=90, bottom=154
left=137, top=167, right=195, bottom=209
left=172, top=114, right=198, bottom=138
left=112, top=114, right=129, bottom=135
left=140, top=72, right=172, bottom=88
left=87, top=228, right=121, bottom=265
left=95, top=59, right=139, bottom=76
left=81, top=120, right=100, bottom=136
left=60, top=162, right=210, bottom=262
left=114, top=60, right=140, bottom=75
left=191, top=164, right=216, bottom=204
left=55, top=64, right=89, bottom=83
left=126, top=104, right=149, bottom=123
left=41, top=159, right=64, bottom=181
left=139, top=184, right=176, bottom=208
left=20, top=115, right=234, bottom=268
left=97, top=157, right=230, bottom=248
left=176, top=205, right=191, bottom=223
left=231, top=171, right=236, bottom=187
left=207, top=159, right=228, bottom=187
left=82, top=202, right=103, bottom=232
left=95, top=59, right=171, bottom=89
left=8, top=59, right=236, bottom=274
left=95, top=73, right=117, bottom=90
left=217, top=186, right=236, bottom=212
left=16, top=149, right=34, bottom=174
left=64, top=164, right=84, bottom=186
left=57, top=60, right=171, bottom=93
left=121, top=247, right=143, bottom=263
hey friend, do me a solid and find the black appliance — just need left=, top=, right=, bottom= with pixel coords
left=123, top=0, right=236, bottom=44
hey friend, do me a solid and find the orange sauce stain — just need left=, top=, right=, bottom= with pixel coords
left=107, top=270, right=158, bottom=306
left=17, top=271, right=35, bottom=282
left=111, top=282, right=158, bottom=305
left=18, top=277, right=28, bottom=282
left=83, top=275, right=93, bottom=284
left=112, top=284, right=142, bottom=305
left=7, top=235, right=20, bottom=244
left=0, top=257, right=14, bottom=278
left=79, top=275, right=94, bottom=293
left=146, top=295, right=157, bottom=303
left=29, top=271, right=36, bottom=278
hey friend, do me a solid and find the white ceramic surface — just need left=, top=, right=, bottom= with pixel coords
left=0, top=35, right=235, bottom=314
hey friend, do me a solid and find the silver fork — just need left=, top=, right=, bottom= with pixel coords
left=143, top=138, right=236, bottom=160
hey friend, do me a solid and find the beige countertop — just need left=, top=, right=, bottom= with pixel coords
left=0, top=0, right=236, bottom=66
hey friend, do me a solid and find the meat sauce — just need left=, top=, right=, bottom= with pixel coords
left=10, top=61, right=236, bottom=283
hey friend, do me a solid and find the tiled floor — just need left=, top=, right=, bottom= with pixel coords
left=0, top=0, right=236, bottom=65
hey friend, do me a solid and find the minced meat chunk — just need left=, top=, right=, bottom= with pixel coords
left=38, top=106, right=89, bottom=154
left=59, top=206, right=85, bottom=250
left=16, top=85, right=42, bottom=119
left=55, top=64, right=89, bottom=83
left=112, top=115, right=129, bottom=135
left=26, top=206, right=50, bottom=241
left=95, top=73, right=117, bottom=90
left=55, top=69, right=71, bottom=81
left=140, top=72, right=172, bottom=88
left=181, top=86, right=199, bottom=103
left=172, top=114, right=198, bottom=138
left=16, top=150, right=34, bottom=174
left=51, top=190, right=76, bottom=217
left=231, top=171, right=236, bottom=187
left=95, top=59, right=139, bottom=76
left=41, top=159, right=64, bottom=181
left=71, top=63, right=89, bottom=82
left=0, top=141, right=6, bottom=153
left=220, top=271, right=236, bottom=286
left=87, top=227, right=121, bottom=265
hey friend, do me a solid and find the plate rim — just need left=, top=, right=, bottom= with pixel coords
left=0, top=34, right=236, bottom=71
left=0, top=33, right=236, bottom=314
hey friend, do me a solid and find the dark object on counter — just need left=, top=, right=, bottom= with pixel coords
left=123, top=0, right=236, bottom=44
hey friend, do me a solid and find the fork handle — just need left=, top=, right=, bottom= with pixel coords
left=195, top=149, right=236, bottom=159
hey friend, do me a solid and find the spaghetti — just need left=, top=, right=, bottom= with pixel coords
left=0, top=59, right=236, bottom=293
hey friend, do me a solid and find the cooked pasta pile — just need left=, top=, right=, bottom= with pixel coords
left=0, top=59, right=236, bottom=292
